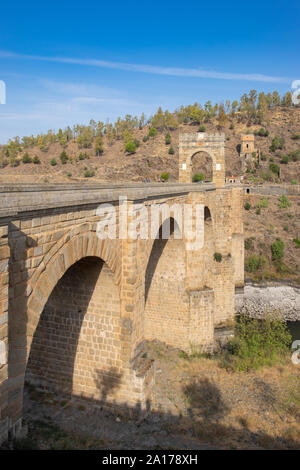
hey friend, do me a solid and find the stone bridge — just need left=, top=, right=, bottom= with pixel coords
left=0, top=181, right=244, bottom=442
left=0, top=131, right=245, bottom=443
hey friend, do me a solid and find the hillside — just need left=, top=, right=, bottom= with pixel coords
left=0, top=106, right=300, bottom=184
left=0, top=104, right=299, bottom=284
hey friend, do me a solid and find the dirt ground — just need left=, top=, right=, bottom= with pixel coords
left=7, top=341, right=300, bottom=450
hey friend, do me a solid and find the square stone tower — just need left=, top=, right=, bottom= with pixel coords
left=240, top=134, right=260, bottom=172
left=241, top=134, right=255, bottom=154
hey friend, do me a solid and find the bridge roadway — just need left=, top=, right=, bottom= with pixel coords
left=0, top=182, right=219, bottom=217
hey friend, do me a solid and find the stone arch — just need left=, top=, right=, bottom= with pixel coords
left=143, top=216, right=189, bottom=348
left=204, top=205, right=213, bottom=223
left=179, top=132, right=225, bottom=186
left=203, top=205, right=215, bottom=288
left=25, top=255, right=122, bottom=401
left=26, top=231, right=121, bottom=351
left=190, top=150, right=214, bottom=182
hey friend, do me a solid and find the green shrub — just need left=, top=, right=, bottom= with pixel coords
left=214, top=252, right=222, bottom=263
left=142, top=135, right=149, bottom=143
left=288, top=149, right=300, bottom=162
left=244, top=238, right=254, bottom=250
left=33, top=156, right=40, bottom=164
left=244, top=202, right=251, bottom=211
left=280, top=155, right=289, bottom=164
left=10, top=158, right=20, bottom=167
left=165, top=132, right=171, bottom=145
left=125, top=141, right=137, bottom=154
left=293, top=238, right=300, bottom=248
left=269, top=162, right=280, bottom=175
left=78, top=152, right=88, bottom=160
left=254, top=127, right=269, bottom=137
left=291, top=134, right=300, bottom=140
left=148, top=127, right=157, bottom=138
left=271, top=238, right=285, bottom=260
left=168, top=146, right=175, bottom=155
left=22, top=152, right=32, bottom=164
left=133, top=138, right=140, bottom=148
left=283, top=225, right=289, bottom=232
left=60, top=151, right=68, bottom=164
left=256, top=197, right=268, bottom=209
left=84, top=169, right=95, bottom=178
left=221, top=315, right=292, bottom=372
left=274, top=260, right=293, bottom=274
left=260, top=153, right=267, bottom=161
left=198, top=125, right=206, bottom=132
left=50, top=158, right=57, bottom=166
left=270, top=135, right=284, bottom=152
left=160, top=172, right=169, bottom=181
left=0, top=158, right=9, bottom=168
left=291, top=180, right=298, bottom=185
left=279, top=195, right=291, bottom=209
left=260, top=169, right=276, bottom=182
left=256, top=207, right=261, bottom=215
left=193, top=173, right=205, bottom=182
left=245, top=254, right=267, bottom=272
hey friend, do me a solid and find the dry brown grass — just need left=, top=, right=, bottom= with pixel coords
left=144, top=341, right=300, bottom=449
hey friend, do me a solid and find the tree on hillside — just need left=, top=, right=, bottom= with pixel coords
left=281, top=92, right=292, bottom=107
left=272, top=91, right=281, bottom=107
left=217, top=104, right=227, bottom=128
left=257, top=92, right=269, bottom=120
left=76, top=126, right=94, bottom=148
left=94, top=135, right=104, bottom=156
left=151, top=107, right=165, bottom=130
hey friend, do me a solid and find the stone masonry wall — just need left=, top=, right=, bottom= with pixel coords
left=26, top=257, right=130, bottom=404
left=0, top=225, right=9, bottom=443
left=0, top=184, right=243, bottom=443
left=143, top=232, right=190, bottom=349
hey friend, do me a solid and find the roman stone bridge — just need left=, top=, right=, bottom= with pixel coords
left=0, top=180, right=244, bottom=443
left=0, top=131, right=246, bottom=443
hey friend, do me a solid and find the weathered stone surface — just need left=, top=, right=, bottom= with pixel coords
left=236, top=283, right=300, bottom=321
left=0, top=166, right=243, bottom=443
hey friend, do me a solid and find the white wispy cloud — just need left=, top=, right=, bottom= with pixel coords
left=0, top=49, right=289, bottom=83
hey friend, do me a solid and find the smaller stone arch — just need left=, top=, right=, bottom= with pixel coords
left=143, top=216, right=188, bottom=348
left=179, top=132, right=225, bottom=186
left=190, top=150, right=214, bottom=182
left=204, top=205, right=212, bottom=223
left=26, top=232, right=121, bottom=356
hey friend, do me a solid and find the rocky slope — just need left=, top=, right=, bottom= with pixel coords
left=0, top=107, right=299, bottom=184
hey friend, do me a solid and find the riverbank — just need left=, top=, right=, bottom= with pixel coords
left=236, top=281, right=300, bottom=322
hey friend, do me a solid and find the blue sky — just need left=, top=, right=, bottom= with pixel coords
left=0, top=0, right=299, bottom=143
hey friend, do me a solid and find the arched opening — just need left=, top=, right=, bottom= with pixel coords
left=191, top=151, right=213, bottom=182
left=144, top=218, right=189, bottom=348
left=25, top=256, right=122, bottom=403
left=204, top=206, right=212, bottom=222
left=203, top=206, right=214, bottom=288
